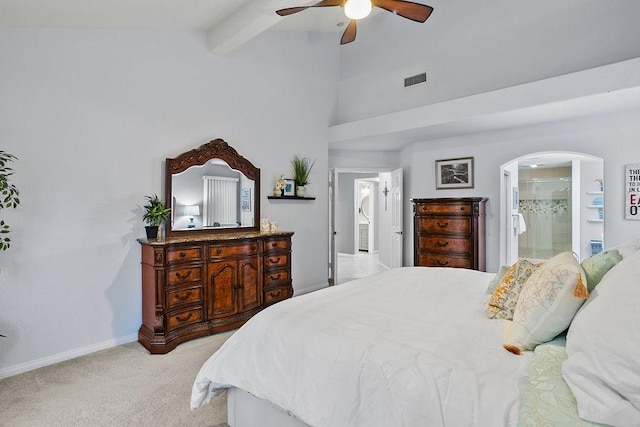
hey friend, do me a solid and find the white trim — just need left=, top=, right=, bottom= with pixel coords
left=0, top=333, right=138, bottom=379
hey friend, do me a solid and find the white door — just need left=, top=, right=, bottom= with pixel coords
left=390, top=168, right=404, bottom=268
left=328, top=168, right=337, bottom=286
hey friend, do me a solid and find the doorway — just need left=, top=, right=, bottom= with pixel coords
left=328, top=168, right=403, bottom=285
left=500, top=152, right=604, bottom=266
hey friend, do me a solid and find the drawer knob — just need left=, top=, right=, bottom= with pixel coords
left=175, top=271, right=191, bottom=280
left=216, top=249, right=222, bottom=255
left=251, top=245, right=257, bottom=251
left=176, top=312, right=193, bottom=322
left=175, top=291, right=192, bottom=301
left=179, top=252, right=186, bottom=258
left=436, top=222, right=449, bottom=228
left=270, top=273, right=282, bottom=280
left=437, top=241, right=449, bottom=247
left=271, top=242, right=278, bottom=247
left=436, top=260, right=449, bottom=266
left=269, top=257, right=280, bottom=264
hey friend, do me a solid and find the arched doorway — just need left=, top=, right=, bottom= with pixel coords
left=500, top=152, right=604, bottom=265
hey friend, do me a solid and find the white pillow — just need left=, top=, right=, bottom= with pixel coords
left=561, top=250, right=640, bottom=426
left=610, top=237, right=640, bottom=259
left=503, top=251, right=588, bottom=354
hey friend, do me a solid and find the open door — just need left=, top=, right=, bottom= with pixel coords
left=390, top=168, right=404, bottom=268
left=328, top=168, right=337, bottom=286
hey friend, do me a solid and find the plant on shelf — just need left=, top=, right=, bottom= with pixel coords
left=292, top=155, right=315, bottom=197
left=142, top=194, right=171, bottom=239
left=0, top=151, right=20, bottom=252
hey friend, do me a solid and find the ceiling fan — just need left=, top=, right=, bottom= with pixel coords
left=276, top=0, right=434, bottom=45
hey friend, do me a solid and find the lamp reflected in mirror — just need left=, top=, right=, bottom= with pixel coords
left=184, top=205, right=200, bottom=228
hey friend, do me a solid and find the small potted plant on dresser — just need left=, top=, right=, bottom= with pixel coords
left=292, top=155, right=315, bottom=197
left=142, top=194, right=171, bottom=239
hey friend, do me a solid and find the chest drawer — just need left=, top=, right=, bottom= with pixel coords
left=265, top=270, right=289, bottom=287
left=416, top=217, right=470, bottom=235
left=166, top=266, right=203, bottom=286
left=264, top=254, right=289, bottom=269
left=415, top=202, right=472, bottom=215
left=166, top=246, right=204, bottom=264
left=166, top=307, right=203, bottom=331
left=209, top=242, right=259, bottom=259
left=416, top=253, right=472, bottom=269
left=417, top=236, right=471, bottom=254
left=264, top=238, right=290, bottom=253
left=166, top=286, right=202, bottom=309
left=264, top=285, right=291, bottom=305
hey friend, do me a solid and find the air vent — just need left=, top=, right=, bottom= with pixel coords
left=404, top=72, right=427, bottom=87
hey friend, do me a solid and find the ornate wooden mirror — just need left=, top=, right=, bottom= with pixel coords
left=165, top=139, right=260, bottom=238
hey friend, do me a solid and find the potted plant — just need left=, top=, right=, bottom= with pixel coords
left=292, top=155, right=315, bottom=197
left=0, top=151, right=20, bottom=252
left=142, top=194, right=171, bottom=239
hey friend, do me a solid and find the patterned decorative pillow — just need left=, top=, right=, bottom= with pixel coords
left=486, top=265, right=509, bottom=294
left=486, top=259, right=541, bottom=320
left=504, top=251, right=588, bottom=354
left=580, top=249, right=622, bottom=292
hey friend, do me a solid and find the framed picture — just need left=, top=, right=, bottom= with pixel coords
left=435, top=157, right=474, bottom=189
left=283, top=179, right=295, bottom=196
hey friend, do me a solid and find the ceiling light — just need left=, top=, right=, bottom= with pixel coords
left=344, top=0, right=372, bottom=20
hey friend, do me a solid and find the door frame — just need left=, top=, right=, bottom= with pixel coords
left=329, top=167, right=395, bottom=285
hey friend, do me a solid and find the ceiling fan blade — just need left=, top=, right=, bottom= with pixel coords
left=340, top=19, right=357, bottom=45
left=276, top=0, right=343, bottom=17
left=372, top=0, right=433, bottom=23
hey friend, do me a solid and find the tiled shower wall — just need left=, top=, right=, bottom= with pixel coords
left=518, top=167, right=572, bottom=259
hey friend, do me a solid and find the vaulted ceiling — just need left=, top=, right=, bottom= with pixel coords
left=0, top=0, right=352, bottom=54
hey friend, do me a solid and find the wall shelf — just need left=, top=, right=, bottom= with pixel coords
left=267, top=196, right=316, bottom=200
left=587, top=219, right=604, bottom=223
left=586, top=191, right=604, bottom=195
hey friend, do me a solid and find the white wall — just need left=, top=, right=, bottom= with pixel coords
left=338, top=0, right=640, bottom=123
left=400, top=108, right=640, bottom=273
left=0, top=29, right=338, bottom=377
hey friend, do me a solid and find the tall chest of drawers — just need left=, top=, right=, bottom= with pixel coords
left=412, top=198, right=487, bottom=271
left=138, top=231, right=293, bottom=354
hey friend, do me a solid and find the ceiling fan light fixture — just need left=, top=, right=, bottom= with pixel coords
left=344, top=0, right=372, bottom=20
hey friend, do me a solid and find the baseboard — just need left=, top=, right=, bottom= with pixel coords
left=0, top=332, right=139, bottom=379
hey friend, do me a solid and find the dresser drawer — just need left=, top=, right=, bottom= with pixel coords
left=415, top=202, right=472, bottom=215
left=264, top=285, right=291, bottom=305
left=264, top=238, right=290, bottom=253
left=264, top=254, right=289, bottom=269
left=166, top=307, right=203, bottom=331
left=166, top=246, right=204, bottom=264
left=416, top=253, right=472, bottom=269
left=209, top=242, right=259, bottom=259
left=166, top=266, right=203, bottom=285
left=265, top=270, right=289, bottom=287
left=416, top=217, right=470, bottom=234
left=166, top=286, right=202, bottom=309
left=417, top=236, right=471, bottom=254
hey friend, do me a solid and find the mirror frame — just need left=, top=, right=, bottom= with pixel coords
left=165, top=138, right=260, bottom=238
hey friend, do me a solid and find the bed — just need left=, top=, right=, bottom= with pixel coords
left=191, top=241, right=640, bottom=427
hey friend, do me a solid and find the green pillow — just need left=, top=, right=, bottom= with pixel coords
left=486, top=265, right=509, bottom=294
left=581, top=249, right=623, bottom=292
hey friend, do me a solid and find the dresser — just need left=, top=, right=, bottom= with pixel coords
left=138, top=231, right=293, bottom=354
left=412, top=198, right=487, bottom=271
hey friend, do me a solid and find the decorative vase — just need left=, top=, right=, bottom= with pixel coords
left=296, top=186, right=306, bottom=197
left=273, top=188, right=281, bottom=197
left=145, top=225, right=159, bottom=239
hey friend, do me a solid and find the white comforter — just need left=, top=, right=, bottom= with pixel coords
left=191, top=267, right=532, bottom=426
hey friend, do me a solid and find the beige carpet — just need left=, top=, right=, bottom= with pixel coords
left=0, top=331, right=234, bottom=426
